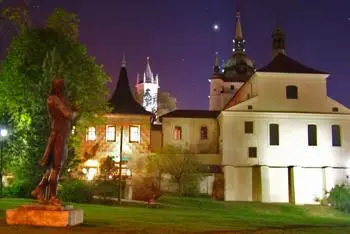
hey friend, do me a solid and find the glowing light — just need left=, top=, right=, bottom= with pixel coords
left=213, top=24, right=219, bottom=31
left=129, top=125, right=140, bottom=143
left=87, top=168, right=97, bottom=181
left=82, top=168, right=87, bottom=174
left=85, top=159, right=99, bottom=167
left=0, top=129, right=8, bottom=137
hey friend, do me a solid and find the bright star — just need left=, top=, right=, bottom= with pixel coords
left=213, top=24, right=219, bottom=31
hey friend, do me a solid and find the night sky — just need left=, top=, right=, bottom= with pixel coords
left=7, top=1, right=350, bottom=109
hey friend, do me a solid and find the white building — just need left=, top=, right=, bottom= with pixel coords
left=160, top=14, right=350, bottom=205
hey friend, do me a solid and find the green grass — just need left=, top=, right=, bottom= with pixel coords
left=1, top=196, right=350, bottom=233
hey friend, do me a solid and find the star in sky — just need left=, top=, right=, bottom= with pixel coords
left=213, top=24, right=220, bottom=31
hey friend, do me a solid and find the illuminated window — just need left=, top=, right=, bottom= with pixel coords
left=129, top=125, right=140, bottom=143
left=269, top=124, right=279, bottom=145
left=332, top=125, right=341, bottom=147
left=308, top=124, right=317, bottom=146
left=286, top=85, right=298, bottom=99
left=200, top=126, right=208, bottom=140
left=248, top=147, right=257, bottom=158
left=245, top=121, right=253, bottom=134
left=86, top=127, right=96, bottom=141
left=106, top=125, right=116, bottom=142
left=174, top=126, right=182, bottom=140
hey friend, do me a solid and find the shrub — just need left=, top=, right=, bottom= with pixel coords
left=58, top=179, right=93, bottom=203
left=182, top=174, right=201, bottom=197
left=3, top=180, right=34, bottom=198
left=92, top=180, right=124, bottom=200
left=328, top=184, right=350, bottom=213
left=132, top=176, right=161, bottom=202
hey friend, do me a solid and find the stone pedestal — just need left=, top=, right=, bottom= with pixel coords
left=6, top=204, right=83, bottom=227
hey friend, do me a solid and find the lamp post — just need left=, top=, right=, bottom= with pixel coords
left=0, top=128, right=8, bottom=197
left=118, top=126, right=123, bottom=205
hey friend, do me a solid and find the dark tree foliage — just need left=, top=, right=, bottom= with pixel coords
left=0, top=8, right=110, bottom=196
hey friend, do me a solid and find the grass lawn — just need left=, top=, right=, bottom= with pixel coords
left=1, top=196, right=350, bottom=233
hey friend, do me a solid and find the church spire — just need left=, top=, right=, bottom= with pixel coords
left=121, top=52, right=126, bottom=67
left=144, top=56, right=154, bottom=83
left=214, top=51, right=219, bottom=73
left=233, top=1, right=245, bottom=54
left=272, top=25, right=286, bottom=58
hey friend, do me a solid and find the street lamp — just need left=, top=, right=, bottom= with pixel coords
left=0, top=127, right=8, bottom=197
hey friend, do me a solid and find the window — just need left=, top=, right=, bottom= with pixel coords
left=230, top=85, right=234, bottom=90
left=332, top=107, right=339, bottom=112
left=86, top=127, right=96, bottom=141
left=248, top=147, right=257, bottom=158
left=286, top=85, right=298, bottom=99
left=245, top=121, right=253, bottom=134
left=106, top=125, right=116, bottom=142
left=174, top=126, right=182, bottom=140
left=269, top=124, right=279, bottom=145
left=248, top=105, right=253, bottom=110
left=332, top=125, right=341, bottom=147
left=129, top=125, right=140, bottom=143
left=308, top=124, right=317, bottom=146
left=200, top=126, right=208, bottom=140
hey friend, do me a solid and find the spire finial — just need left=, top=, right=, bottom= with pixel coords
left=136, top=73, right=140, bottom=84
left=233, top=0, right=245, bottom=54
left=272, top=24, right=286, bottom=58
left=121, top=52, right=126, bottom=67
left=144, top=56, right=153, bottom=83
left=214, top=51, right=219, bottom=73
left=235, top=0, right=243, bottom=40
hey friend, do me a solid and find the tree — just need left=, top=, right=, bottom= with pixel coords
left=157, top=92, right=177, bottom=117
left=0, top=8, right=110, bottom=195
left=161, top=146, right=203, bottom=196
left=133, top=146, right=203, bottom=197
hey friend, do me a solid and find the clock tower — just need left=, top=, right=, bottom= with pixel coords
left=135, top=57, right=159, bottom=114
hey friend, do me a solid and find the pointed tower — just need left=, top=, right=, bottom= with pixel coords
left=272, top=25, right=286, bottom=58
left=109, top=55, right=152, bottom=115
left=233, top=7, right=245, bottom=53
left=208, top=2, right=255, bottom=111
left=135, top=57, right=159, bottom=114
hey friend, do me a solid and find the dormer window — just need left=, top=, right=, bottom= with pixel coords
left=286, top=85, right=298, bottom=99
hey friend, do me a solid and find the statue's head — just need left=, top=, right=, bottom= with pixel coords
left=51, top=78, right=65, bottom=96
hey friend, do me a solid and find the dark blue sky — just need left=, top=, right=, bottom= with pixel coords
left=16, top=1, right=350, bottom=109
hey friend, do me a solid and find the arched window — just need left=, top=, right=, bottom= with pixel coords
left=200, top=126, right=208, bottom=140
left=286, top=85, right=298, bottom=99
left=86, top=127, right=96, bottom=141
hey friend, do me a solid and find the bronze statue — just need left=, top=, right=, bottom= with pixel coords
left=31, top=78, right=78, bottom=206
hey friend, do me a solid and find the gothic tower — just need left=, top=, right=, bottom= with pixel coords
left=135, top=57, right=159, bottom=114
left=209, top=4, right=255, bottom=111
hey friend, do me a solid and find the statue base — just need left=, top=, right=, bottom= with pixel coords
left=6, top=204, right=84, bottom=227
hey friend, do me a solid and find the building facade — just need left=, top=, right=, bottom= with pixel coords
left=79, top=8, right=350, bottom=205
